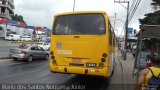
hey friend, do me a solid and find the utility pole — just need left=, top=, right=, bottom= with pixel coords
left=124, top=2, right=129, bottom=60
left=73, top=0, right=76, bottom=12
left=4, top=0, right=9, bottom=39
left=114, top=13, right=117, bottom=30
left=114, top=0, right=129, bottom=60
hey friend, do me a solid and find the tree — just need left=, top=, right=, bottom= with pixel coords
left=139, top=10, right=160, bottom=25
left=10, top=14, right=26, bottom=23
left=0, top=26, right=4, bottom=32
left=151, top=0, right=160, bottom=10
left=139, top=0, right=160, bottom=25
left=12, top=32, right=16, bottom=34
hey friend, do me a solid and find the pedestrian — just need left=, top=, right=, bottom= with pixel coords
left=145, top=42, right=158, bottom=68
left=135, top=56, right=160, bottom=90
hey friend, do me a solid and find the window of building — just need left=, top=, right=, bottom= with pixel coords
left=2, top=1, right=6, bottom=5
left=1, top=7, right=6, bottom=14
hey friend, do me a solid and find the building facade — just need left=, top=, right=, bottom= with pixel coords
left=0, top=0, right=14, bottom=18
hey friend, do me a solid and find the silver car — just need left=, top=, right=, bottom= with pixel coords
left=9, top=44, right=49, bottom=62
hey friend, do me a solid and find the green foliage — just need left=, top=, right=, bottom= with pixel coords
left=151, top=0, right=160, bottom=10
left=0, top=26, right=4, bottom=31
left=139, top=10, right=160, bottom=25
left=10, top=14, right=25, bottom=23
left=0, top=26, right=3, bottom=30
left=12, top=32, right=17, bottom=34
left=139, top=0, right=160, bottom=24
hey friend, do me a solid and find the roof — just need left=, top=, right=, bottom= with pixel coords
left=138, top=25, right=160, bottom=38
left=54, top=11, right=108, bottom=17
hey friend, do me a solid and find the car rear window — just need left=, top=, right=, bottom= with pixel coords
left=19, top=44, right=29, bottom=49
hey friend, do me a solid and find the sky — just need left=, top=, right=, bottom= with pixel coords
left=14, top=0, right=153, bottom=36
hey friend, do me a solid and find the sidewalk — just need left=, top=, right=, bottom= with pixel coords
left=120, top=52, right=136, bottom=90
left=108, top=49, right=136, bottom=90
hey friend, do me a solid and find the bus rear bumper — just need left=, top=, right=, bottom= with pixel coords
left=50, top=64, right=108, bottom=77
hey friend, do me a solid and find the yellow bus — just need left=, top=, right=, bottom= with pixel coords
left=50, top=11, right=116, bottom=77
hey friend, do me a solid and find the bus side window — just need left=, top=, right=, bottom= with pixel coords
left=108, top=21, right=112, bottom=46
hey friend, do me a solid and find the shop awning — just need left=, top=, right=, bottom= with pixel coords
left=8, top=19, right=18, bottom=26
left=138, top=25, right=160, bottom=38
left=35, top=26, right=42, bottom=30
left=0, top=18, right=7, bottom=23
left=18, top=22, right=26, bottom=27
left=25, top=26, right=35, bottom=29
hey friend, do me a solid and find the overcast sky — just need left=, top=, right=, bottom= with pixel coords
left=14, top=0, right=153, bottom=36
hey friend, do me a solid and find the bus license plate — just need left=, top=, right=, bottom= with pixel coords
left=86, top=63, right=96, bottom=68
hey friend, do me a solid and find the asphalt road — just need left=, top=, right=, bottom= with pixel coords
left=0, top=58, right=125, bottom=90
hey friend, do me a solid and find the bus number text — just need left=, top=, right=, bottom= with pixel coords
left=56, top=50, right=72, bottom=55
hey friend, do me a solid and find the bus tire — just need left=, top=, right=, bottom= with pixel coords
left=110, top=59, right=115, bottom=77
left=13, top=58, right=18, bottom=61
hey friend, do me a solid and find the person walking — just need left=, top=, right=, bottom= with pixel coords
left=135, top=56, right=160, bottom=90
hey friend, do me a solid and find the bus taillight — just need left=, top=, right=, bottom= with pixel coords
left=101, top=58, right=106, bottom=62
left=51, top=56, right=55, bottom=59
left=50, top=51, right=54, bottom=55
left=103, top=53, right=107, bottom=57
left=99, top=62, right=104, bottom=67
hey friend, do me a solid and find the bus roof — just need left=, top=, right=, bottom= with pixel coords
left=137, top=25, right=160, bottom=38
left=53, top=11, right=108, bottom=17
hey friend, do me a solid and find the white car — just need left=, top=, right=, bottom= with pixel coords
left=5, top=34, right=21, bottom=41
left=21, top=36, right=32, bottom=41
left=38, top=42, right=50, bottom=51
left=5, top=35, right=13, bottom=40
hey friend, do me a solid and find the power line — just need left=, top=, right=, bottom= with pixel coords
left=128, top=0, right=142, bottom=24
left=129, top=0, right=151, bottom=25
left=118, top=0, right=149, bottom=36
left=129, top=0, right=137, bottom=14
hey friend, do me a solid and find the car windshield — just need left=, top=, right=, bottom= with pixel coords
left=53, top=14, right=106, bottom=35
left=19, top=44, right=30, bottom=49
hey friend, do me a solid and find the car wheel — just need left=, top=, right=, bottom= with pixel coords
left=44, top=54, right=49, bottom=60
left=13, top=58, right=18, bottom=61
left=28, top=55, right=33, bottom=62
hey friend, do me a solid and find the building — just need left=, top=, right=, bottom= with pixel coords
left=0, top=0, right=14, bottom=18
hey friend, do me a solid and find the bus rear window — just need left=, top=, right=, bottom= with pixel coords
left=53, top=14, right=106, bottom=35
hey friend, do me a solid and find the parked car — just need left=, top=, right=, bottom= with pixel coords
left=5, top=34, right=12, bottom=40
left=21, top=36, right=32, bottom=41
left=5, top=34, right=21, bottom=41
left=9, top=44, right=49, bottom=62
left=38, top=42, right=50, bottom=51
